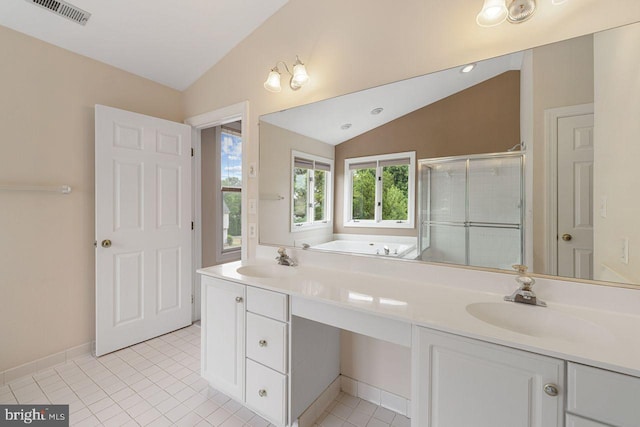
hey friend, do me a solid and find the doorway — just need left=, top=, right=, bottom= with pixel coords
left=186, top=102, right=249, bottom=322
left=546, top=104, right=594, bottom=279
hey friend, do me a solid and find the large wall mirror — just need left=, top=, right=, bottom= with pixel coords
left=259, top=21, right=640, bottom=288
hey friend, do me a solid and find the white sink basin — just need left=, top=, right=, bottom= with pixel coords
left=466, top=302, right=613, bottom=343
left=236, top=265, right=297, bottom=279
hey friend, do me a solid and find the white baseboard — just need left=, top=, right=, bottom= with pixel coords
left=0, top=342, right=93, bottom=386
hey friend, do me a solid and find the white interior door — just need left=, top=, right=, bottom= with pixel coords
left=557, top=113, right=594, bottom=279
left=95, top=105, right=192, bottom=356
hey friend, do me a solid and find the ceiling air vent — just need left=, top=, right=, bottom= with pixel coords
left=25, top=0, right=91, bottom=26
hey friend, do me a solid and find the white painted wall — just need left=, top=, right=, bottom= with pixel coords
left=593, top=24, right=640, bottom=284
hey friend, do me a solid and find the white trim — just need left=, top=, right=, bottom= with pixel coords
left=185, top=101, right=249, bottom=322
left=545, top=103, right=594, bottom=276
left=290, top=150, right=334, bottom=233
left=343, top=151, right=416, bottom=229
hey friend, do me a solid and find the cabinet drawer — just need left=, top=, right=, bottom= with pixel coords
left=568, top=362, right=640, bottom=426
left=566, top=414, right=610, bottom=427
left=246, top=359, right=287, bottom=426
left=247, top=286, right=288, bottom=322
left=247, top=312, right=287, bottom=373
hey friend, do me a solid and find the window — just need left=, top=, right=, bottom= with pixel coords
left=291, top=151, right=333, bottom=231
left=220, top=126, right=242, bottom=252
left=344, top=151, right=415, bottom=228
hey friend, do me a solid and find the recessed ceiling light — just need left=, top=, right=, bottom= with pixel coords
left=461, top=63, right=476, bottom=73
left=370, top=107, right=384, bottom=115
left=341, top=123, right=352, bottom=130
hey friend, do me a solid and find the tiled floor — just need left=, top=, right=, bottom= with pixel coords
left=313, top=393, right=410, bottom=427
left=0, top=325, right=410, bottom=427
left=0, top=325, right=272, bottom=426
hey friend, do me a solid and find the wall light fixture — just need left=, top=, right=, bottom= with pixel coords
left=263, top=56, right=310, bottom=92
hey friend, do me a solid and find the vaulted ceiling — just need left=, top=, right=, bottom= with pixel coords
left=0, top=0, right=289, bottom=90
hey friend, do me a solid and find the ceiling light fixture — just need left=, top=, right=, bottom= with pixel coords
left=461, top=63, right=477, bottom=73
left=263, top=55, right=310, bottom=93
left=476, top=0, right=542, bottom=27
left=340, top=123, right=352, bottom=130
left=370, top=107, right=384, bottom=115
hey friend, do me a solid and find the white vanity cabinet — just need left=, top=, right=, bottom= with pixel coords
left=201, top=276, right=245, bottom=402
left=201, top=275, right=290, bottom=426
left=566, top=362, right=640, bottom=426
left=244, top=287, right=289, bottom=425
left=414, top=327, right=565, bottom=427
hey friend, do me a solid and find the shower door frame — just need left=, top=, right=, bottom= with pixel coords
left=417, top=151, right=526, bottom=268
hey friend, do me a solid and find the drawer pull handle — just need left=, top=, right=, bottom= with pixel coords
left=235, top=296, right=243, bottom=303
left=258, top=389, right=267, bottom=397
left=259, top=339, right=267, bottom=347
left=543, top=383, right=559, bottom=396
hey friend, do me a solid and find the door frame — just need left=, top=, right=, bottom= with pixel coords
left=185, top=101, right=250, bottom=322
left=544, top=103, right=594, bottom=276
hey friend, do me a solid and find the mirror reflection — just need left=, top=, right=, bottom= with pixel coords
left=259, top=22, right=640, bottom=287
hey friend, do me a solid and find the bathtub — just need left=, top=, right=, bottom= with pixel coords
left=312, top=239, right=416, bottom=257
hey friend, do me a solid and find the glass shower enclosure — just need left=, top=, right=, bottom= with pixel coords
left=418, top=152, right=524, bottom=270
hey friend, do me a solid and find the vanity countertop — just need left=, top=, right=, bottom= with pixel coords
left=198, top=260, right=640, bottom=378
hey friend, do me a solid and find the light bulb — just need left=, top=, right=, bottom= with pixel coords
left=290, top=58, right=309, bottom=90
left=263, top=69, right=282, bottom=93
left=476, top=0, right=508, bottom=27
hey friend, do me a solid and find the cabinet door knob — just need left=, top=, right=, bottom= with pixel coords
left=259, top=339, right=267, bottom=347
left=235, top=296, right=243, bottom=303
left=543, top=383, right=559, bottom=396
left=258, top=389, right=267, bottom=397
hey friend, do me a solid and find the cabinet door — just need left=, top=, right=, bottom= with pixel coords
left=414, top=327, right=564, bottom=427
left=201, top=276, right=245, bottom=401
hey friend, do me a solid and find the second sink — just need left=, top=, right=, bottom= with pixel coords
left=466, top=302, right=613, bottom=343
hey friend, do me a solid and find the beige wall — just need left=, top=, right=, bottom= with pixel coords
left=531, top=34, right=594, bottom=274
left=0, top=26, right=182, bottom=372
left=593, top=24, right=640, bottom=284
left=334, top=71, right=521, bottom=236
left=259, top=122, right=334, bottom=247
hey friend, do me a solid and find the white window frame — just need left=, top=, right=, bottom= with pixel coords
left=344, top=151, right=416, bottom=229
left=218, top=125, right=242, bottom=257
left=291, top=150, right=334, bottom=232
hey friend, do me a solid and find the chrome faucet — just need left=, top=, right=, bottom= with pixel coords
left=504, top=264, right=546, bottom=307
left=276, top=247, right=297, bottom=266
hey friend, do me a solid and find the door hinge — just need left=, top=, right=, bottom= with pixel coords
left=191, top=148, right=194, bottom=157
left=191, top=295, right=194, bottom=304
left=191, top=221, right=194, bottom=230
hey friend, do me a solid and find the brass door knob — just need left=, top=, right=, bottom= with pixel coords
left=561, top=234, right=572, bottom=242
left=101, top=239, right=112, bottom=248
